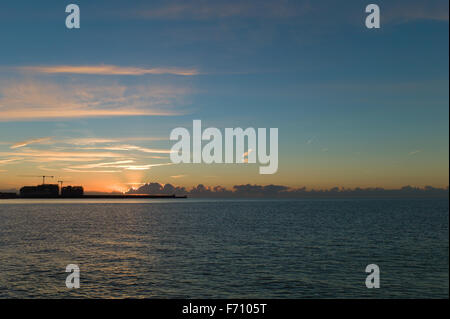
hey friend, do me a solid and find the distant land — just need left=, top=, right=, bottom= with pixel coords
left=123, top=183, right=449, bottom=199
left=1, top=183, right=448, bottom=199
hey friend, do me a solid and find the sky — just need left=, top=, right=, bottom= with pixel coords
left=0, top=0, right=448, bottom=192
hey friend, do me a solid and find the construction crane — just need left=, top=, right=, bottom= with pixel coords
left=58, top=180, right=72, bottom=195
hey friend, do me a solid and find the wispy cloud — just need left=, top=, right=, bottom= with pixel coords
left=0, top=158, right=22, bottom=165
left=0, top=81, right=188, bottom=121
left=0, top=154, right=107, bottom=165
left=29, top=157, right=106, bottom=163
left=19, top=65, right=199, bottom=76
left=0, top=150, right=123, bottom=159
left=68, top=160, right=172, bottom=171
left=76, top=145, right=174, bottom=154
left=171, top=174, right=187, bottom=178
left=242, top=148, right=253, bottom=163
left=118, top=163, right=173, bottom=170
left=131, top=1, right=448, bottom=24
left=242, top=149, right=253, bottom=158
left=1, top=134, right=173, bottom=175
left=63, top=137, right=167, bottom=145
left=69, top=160, right=135, bottom=169
left=10, top=137, right=53, bottom=149
left=135, top=0, right=311, bottom=20
left=384, top=1, right=449, bottom=23
left=63, top=168, right=122, bottom=173
left=409, top=150, right=422, bottom=156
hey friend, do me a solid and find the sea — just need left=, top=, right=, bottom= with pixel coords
left=0, top=198, right=448, bottom=298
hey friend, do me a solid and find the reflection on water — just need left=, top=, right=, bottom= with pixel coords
left=0, top=199, right=448, bottom=298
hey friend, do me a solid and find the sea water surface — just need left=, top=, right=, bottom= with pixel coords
left=0, top=198, right=448, bottom=298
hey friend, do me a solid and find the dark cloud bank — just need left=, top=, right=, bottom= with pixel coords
left=125, top=183, right=449, bottom=199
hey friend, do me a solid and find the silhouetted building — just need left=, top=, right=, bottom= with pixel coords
left=20, top=184, right=59, bottom=198
left=61, top=186, right=84, bottom=198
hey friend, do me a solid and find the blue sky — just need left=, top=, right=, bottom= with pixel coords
left=0, top=0, right=448, bottom=191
